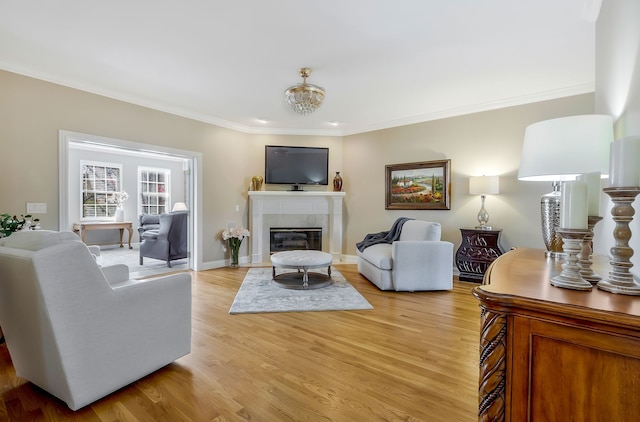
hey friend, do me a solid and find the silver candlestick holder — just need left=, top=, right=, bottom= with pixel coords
left=551, top=228, right=592, bottom=291
left=597, top=187, right=640, bottom=295
left=578, top=215, right=603, bottom=284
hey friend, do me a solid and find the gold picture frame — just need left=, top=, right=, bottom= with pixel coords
left=385, top=160, right=451, bottom=210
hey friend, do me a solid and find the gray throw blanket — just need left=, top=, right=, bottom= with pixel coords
left=356, top=217, right=413, bottom=252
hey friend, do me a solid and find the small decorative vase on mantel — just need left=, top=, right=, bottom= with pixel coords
left=333, top=172, right=343, bottom=192
left=251, top=175, right=263, bottom=191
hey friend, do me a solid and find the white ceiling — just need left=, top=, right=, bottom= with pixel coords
left=0, top=1, right=599, bottom=136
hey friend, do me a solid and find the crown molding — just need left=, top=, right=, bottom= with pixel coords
left=2, top=64, right=594, bottom=138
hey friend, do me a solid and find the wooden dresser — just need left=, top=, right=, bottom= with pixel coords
left=472, top=248, right=640, bottom=421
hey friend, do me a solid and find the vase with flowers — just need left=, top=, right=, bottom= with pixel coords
left=113, top=191, right=129, bottom=222
left=222, top=227, right=250, bottom=268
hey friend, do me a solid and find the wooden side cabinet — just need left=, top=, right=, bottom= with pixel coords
left=455, top=228, right=504, bottom=282
left=472, top=248, right=640, bottom=421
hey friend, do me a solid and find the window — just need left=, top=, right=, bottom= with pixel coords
left=139, top=167, right=171, bottom=215
left=81, top=161, right=122, bottom=219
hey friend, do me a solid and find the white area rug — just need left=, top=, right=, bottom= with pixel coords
left=229, top=267, right=373, bottom=314
left=98, top=243, right=188, bottom=279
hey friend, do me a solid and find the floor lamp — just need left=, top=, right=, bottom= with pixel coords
left=517, top=115, right=613, bottom=258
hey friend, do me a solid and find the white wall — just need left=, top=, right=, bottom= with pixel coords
left=595, top=0, right=640, bottom=270
left=68, top=143, right=187, bottom=245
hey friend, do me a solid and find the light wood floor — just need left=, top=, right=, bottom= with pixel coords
left=0, top=264, right=481, bottom=421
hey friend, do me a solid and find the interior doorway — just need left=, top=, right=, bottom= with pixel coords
left=58, top=130, right=203, bottom=271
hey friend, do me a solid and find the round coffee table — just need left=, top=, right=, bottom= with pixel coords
left=271, top=250, right=333, bottom=290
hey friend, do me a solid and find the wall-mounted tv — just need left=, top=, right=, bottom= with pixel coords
left=265, top=145, right=329, bottom=191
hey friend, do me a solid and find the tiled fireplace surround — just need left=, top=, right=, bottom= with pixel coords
left=248, top=191, right=346, bottom=263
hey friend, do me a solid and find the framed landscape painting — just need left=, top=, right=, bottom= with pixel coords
left=385, top=159, right=451, bottom=210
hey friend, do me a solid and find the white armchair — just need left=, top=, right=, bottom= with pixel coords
left=357, top=220, right=453, bottom=291
left=0, top=230, right=191, bottom=410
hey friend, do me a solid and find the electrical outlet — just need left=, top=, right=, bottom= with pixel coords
left=235, top=204, right=240, bottom=212
left=26, top=202, right=47, bottom=214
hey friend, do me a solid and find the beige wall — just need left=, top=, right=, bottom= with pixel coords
left=0, top=69, right=596, bottom=266
left=596, top=0, right=640, bottom=268
left=342, top=95, right=595, bottom=256
left=0, top=70, right=342, bottom=265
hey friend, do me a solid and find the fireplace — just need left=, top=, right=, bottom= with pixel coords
left=248, top=191, right=345, bottom=263
left=270, top=227, right=322, bottom=253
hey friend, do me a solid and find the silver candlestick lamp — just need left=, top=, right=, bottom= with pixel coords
left=469, top=176, right=499, bottom=230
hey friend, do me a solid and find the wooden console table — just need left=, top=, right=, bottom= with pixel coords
left=472, top=248, right=640, bottom=421
left=73, top=221, right=133, bottom=249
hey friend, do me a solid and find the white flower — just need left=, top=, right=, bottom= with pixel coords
left=222, top=227, right=250, bottom=240
left=114, top=191, right=129, bottom=207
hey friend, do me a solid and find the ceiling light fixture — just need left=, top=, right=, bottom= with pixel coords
left=284, top=68, right=325, bottom=115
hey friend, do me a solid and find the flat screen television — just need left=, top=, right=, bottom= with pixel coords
left=265, top=145, right=329, bottom=191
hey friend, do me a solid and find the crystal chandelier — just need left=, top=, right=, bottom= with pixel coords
left=284, top=68, right=325, bottom=115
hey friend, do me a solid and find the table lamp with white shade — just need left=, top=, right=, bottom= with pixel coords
left=469, top=175, right=499, bottom=230
left=517, top=115, right=613, bottom=258
left=172, top=202, right=188, bottom=212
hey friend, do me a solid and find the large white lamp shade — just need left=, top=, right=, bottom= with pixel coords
left=517, top=114, right=613, bottom=257
left=518, top=115, right=613, bottom=181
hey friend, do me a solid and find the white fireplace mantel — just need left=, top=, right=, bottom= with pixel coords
left=248, top=191, right=345, bottom=263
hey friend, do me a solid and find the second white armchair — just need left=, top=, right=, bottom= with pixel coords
left=357, top=220, right=454, bottom=291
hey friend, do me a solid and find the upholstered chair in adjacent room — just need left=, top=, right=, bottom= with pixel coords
left=139, top=211, right=188, bottom=267
left=138, top=213, right=161, bottom=238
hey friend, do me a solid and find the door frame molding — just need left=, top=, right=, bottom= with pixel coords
left=59, top=130, right=203, bottom=271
